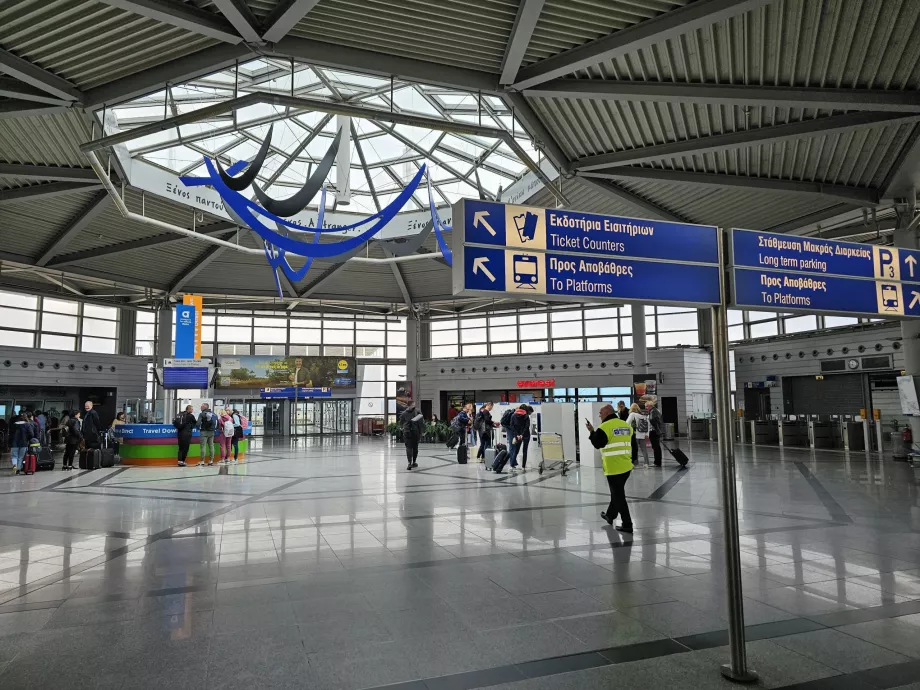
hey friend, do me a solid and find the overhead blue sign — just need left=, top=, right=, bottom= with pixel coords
left=260, top=387, right=333, bottom=399
left=174, top=305, right=196, bottom=359
left=453, top=199, right=721, bottom=307
left=463, top=200, right=719, bottom=264
left=732, top=229, right=920, bottom=282
left=733, top=267, right=920, bottom=317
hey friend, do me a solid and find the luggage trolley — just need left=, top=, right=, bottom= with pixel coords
left=538, top=432, right=568, bottom=476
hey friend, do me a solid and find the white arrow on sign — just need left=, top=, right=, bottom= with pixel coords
left=906, top=255, right=917, bottom=278
left=473, top=210, right=497, bottom=236
left=472, top=256, right=496, bottom=282
left=911, top=291, right=920, bottom=309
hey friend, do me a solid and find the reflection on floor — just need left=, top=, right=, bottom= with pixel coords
left=1, top=437, right=920, bottom=689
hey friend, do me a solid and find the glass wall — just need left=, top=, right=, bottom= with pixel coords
left=0, top=291, right=119, bottom=353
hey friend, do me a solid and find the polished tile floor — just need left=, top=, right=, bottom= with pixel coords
left=1, top=437, right=920, bottom=689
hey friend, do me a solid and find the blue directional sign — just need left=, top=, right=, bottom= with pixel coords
left=732, top=229, right=920, bottom=282
left=731, top=228, right=920, bottom=318
left=260, top=387, right=333, bottom=399
left=453, top=199, right=722, bottom=307
left=734, top=268, right=920, bottom=317
left=463, top=200, right=719, bottom=263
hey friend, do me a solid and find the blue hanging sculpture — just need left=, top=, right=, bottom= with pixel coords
left=180, top=124, right=452, bottom=297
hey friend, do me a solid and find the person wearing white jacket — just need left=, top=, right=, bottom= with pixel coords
left=625, top=403, right=650, bottom=467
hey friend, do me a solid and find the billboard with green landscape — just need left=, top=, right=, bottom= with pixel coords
left=217, top=355, right=356, bottom=389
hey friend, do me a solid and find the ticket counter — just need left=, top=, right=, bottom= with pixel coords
left=117, top=424, right=252, bottom=466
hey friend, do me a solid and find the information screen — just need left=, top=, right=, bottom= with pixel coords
left=162, top=367, right=209, bottom=389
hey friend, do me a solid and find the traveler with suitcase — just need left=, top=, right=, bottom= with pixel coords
left=196, top=403, right=217, bottom=467
left=9, top=412, right=30, bottom=475
left=586, top=404, right=634, bottom=534
left=448, top=403, right=474, bottom=463
left=23, top=438, right=40, bottom=475
left=474, top=402, right=498, bottom=463
left=81, top=401, right=102, bottom=451
left=62, top=410, right=82, bottom=471
left=230, top=409, right=246, bottom=463
left=173, top=405, right=197, bottom=467
left=399, top=401, right=425, bottom=470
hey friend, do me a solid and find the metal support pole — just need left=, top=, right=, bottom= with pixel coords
left=711, top=228, right=758, bottom=684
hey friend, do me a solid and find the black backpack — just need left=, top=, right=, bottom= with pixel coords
left=500, top=408, right=514, bottom=428
left=199, top=411, right=215, bottom=431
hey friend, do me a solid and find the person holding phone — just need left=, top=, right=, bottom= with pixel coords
left=585, top=404, right=634, bottom=533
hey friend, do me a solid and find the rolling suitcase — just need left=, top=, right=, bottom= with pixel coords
left=37, top=446, right=54, bottom=471
left=666, top=445, right=689, bottom=468
left=457, top=444, right=468, bottom=464
left=23, top=451, right=37, bottom=475
left=79, top=447, right=101, bottom=470
left=99, top=435, right=116, bottom=468
left=491, top=449, right=509, bottom=473
left=483, top=447, right=496, bottom=464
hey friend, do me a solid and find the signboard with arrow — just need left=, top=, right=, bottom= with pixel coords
left=731, top=228, right=920, bottom=318
left=452, top=199, right=722, bottom=307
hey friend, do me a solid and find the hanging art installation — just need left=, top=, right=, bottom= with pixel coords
left=179, top=124, right=453, bottom=297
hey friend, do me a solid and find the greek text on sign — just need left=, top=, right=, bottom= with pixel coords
left=454, top=199, right=721, bottom=307
left=732, top=229, right=920, bottom=282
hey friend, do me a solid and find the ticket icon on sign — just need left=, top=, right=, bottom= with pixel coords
left=513, top=212, right=539, bottom=243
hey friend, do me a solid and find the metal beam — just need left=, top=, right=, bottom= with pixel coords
left=168, top=246, right=227, bottom=293
left=0, top=48, right=83, bottom=103
left=0, top=100, right=70, bottom=119
left=82, top=43, right=250, bottom=109
left=500, top=0, right=546, bottom=85
left=580, top=168, right=881, bottom=206
left=524, top=79, right=920, bottom=113
left=513, top=0, right=772, bottom=90
left=503, top=91, right=570, bottom=172
left=576, top=176, right=687, bottom=223
left=573, top=112, right=920, bottom=171
left=0, top=182, right=102, bottom=205
left=96, top=0, right=243, bottom=43
left=764, top=203, right=857, bottom=234
left=269, top=37, right=501, bottom=94
left=35, top=193, right=112, bottom=266
left=382, top=248, right=413, bottom=309
left=0, top=77, right=71, bottom=105
left=881, top=123, right=920, bottom=199
left=0, top=164, right=101, bottom=183
left=46, top=223, right=237, bottom=267
left=210, top=0, right=263, bottom=44
left=262, top=0, right=321, bottom=43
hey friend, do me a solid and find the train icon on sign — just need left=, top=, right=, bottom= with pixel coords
left=881, top=284, right=899, bottom=311
left=513, top=254, right=538, bottom=289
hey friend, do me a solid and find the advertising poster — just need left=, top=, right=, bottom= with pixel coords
left=218, top=355, right=355, bottom=389
left=632, top=374, right=658, bottom=407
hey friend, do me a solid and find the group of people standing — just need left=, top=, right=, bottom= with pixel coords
left=8, top=401, right=105, bottom=473
left=172, top=403, right=243, bottom=467
left=615, top=399, right=665, bottom=466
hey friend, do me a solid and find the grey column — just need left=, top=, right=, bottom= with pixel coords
left=895, top=207, right=920, bottom=443
left=631, top=304, right=648, bottom=373
left=117, top=308, right=136, bottom=356
left=155, top=305, right=175, bottom=421
left=406, top=315, right=420, bottom=403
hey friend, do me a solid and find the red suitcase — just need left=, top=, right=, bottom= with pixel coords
left=23, top=452, right=37, bottom=475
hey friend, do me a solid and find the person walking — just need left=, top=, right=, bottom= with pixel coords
left=62, top=410, right=82, bottom=470
left=586, top=404, right=634, bottom=533
left=475, top=402, right=497, bottom=462
left=646, top=402, right=664, bottom=466
left=626, top=403, right=650, bottom=467
left=81, top=401, right=102, bottom=450
left=400, top=401, right=425, bottom=470
left=218, top=409, right=234, bottom=464
left=196, top=403, right=217, bottom=467
left=504, top=405, right=531, bottom=475
left=173, top=405, right=197, bottom=467
left=10, top=412, right=30, bottom=475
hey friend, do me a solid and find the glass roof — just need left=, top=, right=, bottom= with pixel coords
left=110, top=59, right=540, bottom=215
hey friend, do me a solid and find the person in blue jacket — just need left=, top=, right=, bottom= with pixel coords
left=10, top=413, right=31, bottom=475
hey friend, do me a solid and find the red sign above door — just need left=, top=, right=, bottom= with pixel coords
left=517, top=379, right=554, bottom=388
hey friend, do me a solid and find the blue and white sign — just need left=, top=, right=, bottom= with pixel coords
left=174, top=305, right=196, bottom=359
left=733, top=267, right=920, bottom=317
left=260, top=387, right=333, bottom=399
left=453, top=199, right=721, bottom=307
left=731, top=228, right=920, bottom=317
left=732, top=229, right=920, bottom=282
left=162, top=366, right=210, bottom=389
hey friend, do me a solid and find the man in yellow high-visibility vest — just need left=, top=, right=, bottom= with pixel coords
left=585, top=404, right=634, bottom=533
